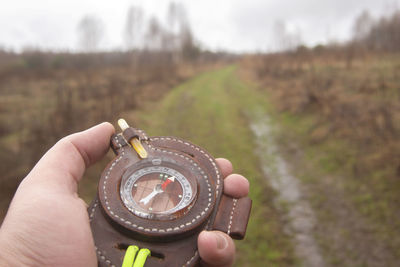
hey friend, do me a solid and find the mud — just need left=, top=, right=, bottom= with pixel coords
left=249, top=111, right=325, bottom=267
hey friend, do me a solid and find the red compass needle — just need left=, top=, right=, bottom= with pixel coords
left=161, top=176, right=175, bottom=190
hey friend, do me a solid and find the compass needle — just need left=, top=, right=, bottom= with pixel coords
left=139, top=184, right=163, bottom=205
left=161, top=176, right=175, bottom=190
left=122, top=166, right=193, bottom=218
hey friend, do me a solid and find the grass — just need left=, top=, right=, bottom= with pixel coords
left=270, top=87, right=400, bottom=227
left=128, top=66, right=294, bottom=266
left=268, top=109, right=400, bottom=264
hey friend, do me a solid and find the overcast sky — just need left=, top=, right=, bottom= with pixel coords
left=0, top=0, right=399, bottom=53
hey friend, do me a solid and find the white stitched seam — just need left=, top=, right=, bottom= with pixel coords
left=95, top=246, right=116, bottom=267
left=182, top=251, right=198, bottom=267
left=89, top=200, right=98, bottom=221
left=227, top=198, right=238, bottom=235
left=151, top=137, right=221, bottom=196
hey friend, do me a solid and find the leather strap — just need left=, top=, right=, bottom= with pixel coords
left=212, top=195, right=252, bottom=240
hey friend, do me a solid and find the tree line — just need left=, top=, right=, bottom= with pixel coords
left=77, top=2, right=199, bottom=62
left=352, top=9, right=400, bottom=53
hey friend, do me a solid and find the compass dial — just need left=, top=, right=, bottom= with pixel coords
left=120, top=165, right=196, bottom=220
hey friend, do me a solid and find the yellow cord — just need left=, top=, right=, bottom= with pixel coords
left=132, top=249, right=151, bottom=267
left=121, top=246, right=151, bottom=267
left=122, top=246, right=139, bottom=267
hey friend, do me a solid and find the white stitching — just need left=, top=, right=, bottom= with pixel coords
left=134, top=128, right=150, bottom=141
left=151, top=137, right=221, bottom=196
left=95, top=246, right=116, bottom=267
left=89, top=200, right=98, bottom=221
left=227, top=198, right=238, bottom=235
left=182, top=251, right=198, bottom=267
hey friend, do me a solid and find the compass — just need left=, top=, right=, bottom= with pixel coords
left=89, top=119, right=252, bottom=267
left=120, top=162, right=197, bottom=220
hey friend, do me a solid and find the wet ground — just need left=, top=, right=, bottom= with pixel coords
left=249, top=110, right=325, bottom=267
left=248, top=107, right=400, bottom=267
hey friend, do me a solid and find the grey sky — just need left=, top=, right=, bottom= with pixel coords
left=0, top=0, right=398, bottom=52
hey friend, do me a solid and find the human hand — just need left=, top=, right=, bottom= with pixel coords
left=0, top=123, right=249, bottom=267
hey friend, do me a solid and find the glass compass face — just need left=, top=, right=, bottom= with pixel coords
left=120, top=163, right=197, bottom=220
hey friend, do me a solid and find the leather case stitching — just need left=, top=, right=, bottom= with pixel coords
left=227, top=199, right=238, bottom=235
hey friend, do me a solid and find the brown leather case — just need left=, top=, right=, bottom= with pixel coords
left=89, top=128, right=252, bottom=267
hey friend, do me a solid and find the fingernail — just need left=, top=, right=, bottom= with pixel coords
left=214, top=232, right=228, bottom=250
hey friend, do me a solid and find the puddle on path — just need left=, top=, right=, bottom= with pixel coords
left=249, top=111, right=325, bottom=267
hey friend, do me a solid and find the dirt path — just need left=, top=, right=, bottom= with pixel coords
left=136, top=66, right=295, bottom=266
left=249, top=109, right=326, bottom=267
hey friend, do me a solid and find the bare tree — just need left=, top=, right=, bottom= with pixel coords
left=124, top=6, right=144, bottom=50
left=145, top=16, right=164, bottom=51
left=273, top=20, right=302, bottom=51
left=365, top=10, right=400, bottom=52
left=167, top=2, right=180, bottom=36
left=273, top=20, right=287, bottom=51
left=165, top=2, right=197, bottom=62
left=77, top=15, right=104, bottom=52
left=180, top=24, right=199, bottom=61
left=353, top=10, right=374, bottom=42
left=167, top=3, right=190, bottom=47
left=164, top=2, right=179, bottom=53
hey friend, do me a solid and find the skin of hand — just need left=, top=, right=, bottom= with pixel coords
left=0, top=123, right=249, bottom=267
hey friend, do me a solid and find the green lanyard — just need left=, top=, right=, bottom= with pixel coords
left=122, top=246, right=151, bottom=267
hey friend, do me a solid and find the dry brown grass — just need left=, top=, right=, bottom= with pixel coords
left=242, top=49, right=400, bottom=181
left=0, top=52, right=219, bottom=221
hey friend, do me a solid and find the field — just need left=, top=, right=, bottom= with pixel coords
left=242, top=50, right=400, bottom=266
left=1, top=48, right=400, bottom=266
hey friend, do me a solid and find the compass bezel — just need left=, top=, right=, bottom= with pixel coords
left=98, top=147, right=216, bottom=239
left=120, top=159, right=198, bottom=220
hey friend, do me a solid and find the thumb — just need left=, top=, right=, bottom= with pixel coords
left=21, top=122, right=115, bottom=195
left=198, top=231, right=236, bottom=267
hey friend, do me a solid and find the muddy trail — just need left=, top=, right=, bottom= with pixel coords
left=249, top=110, right=325, bottom=267
left=247, top=108, right=400, bottom=266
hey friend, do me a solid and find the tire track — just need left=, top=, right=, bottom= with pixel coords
left=249, top=110, right=326, bottom=267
